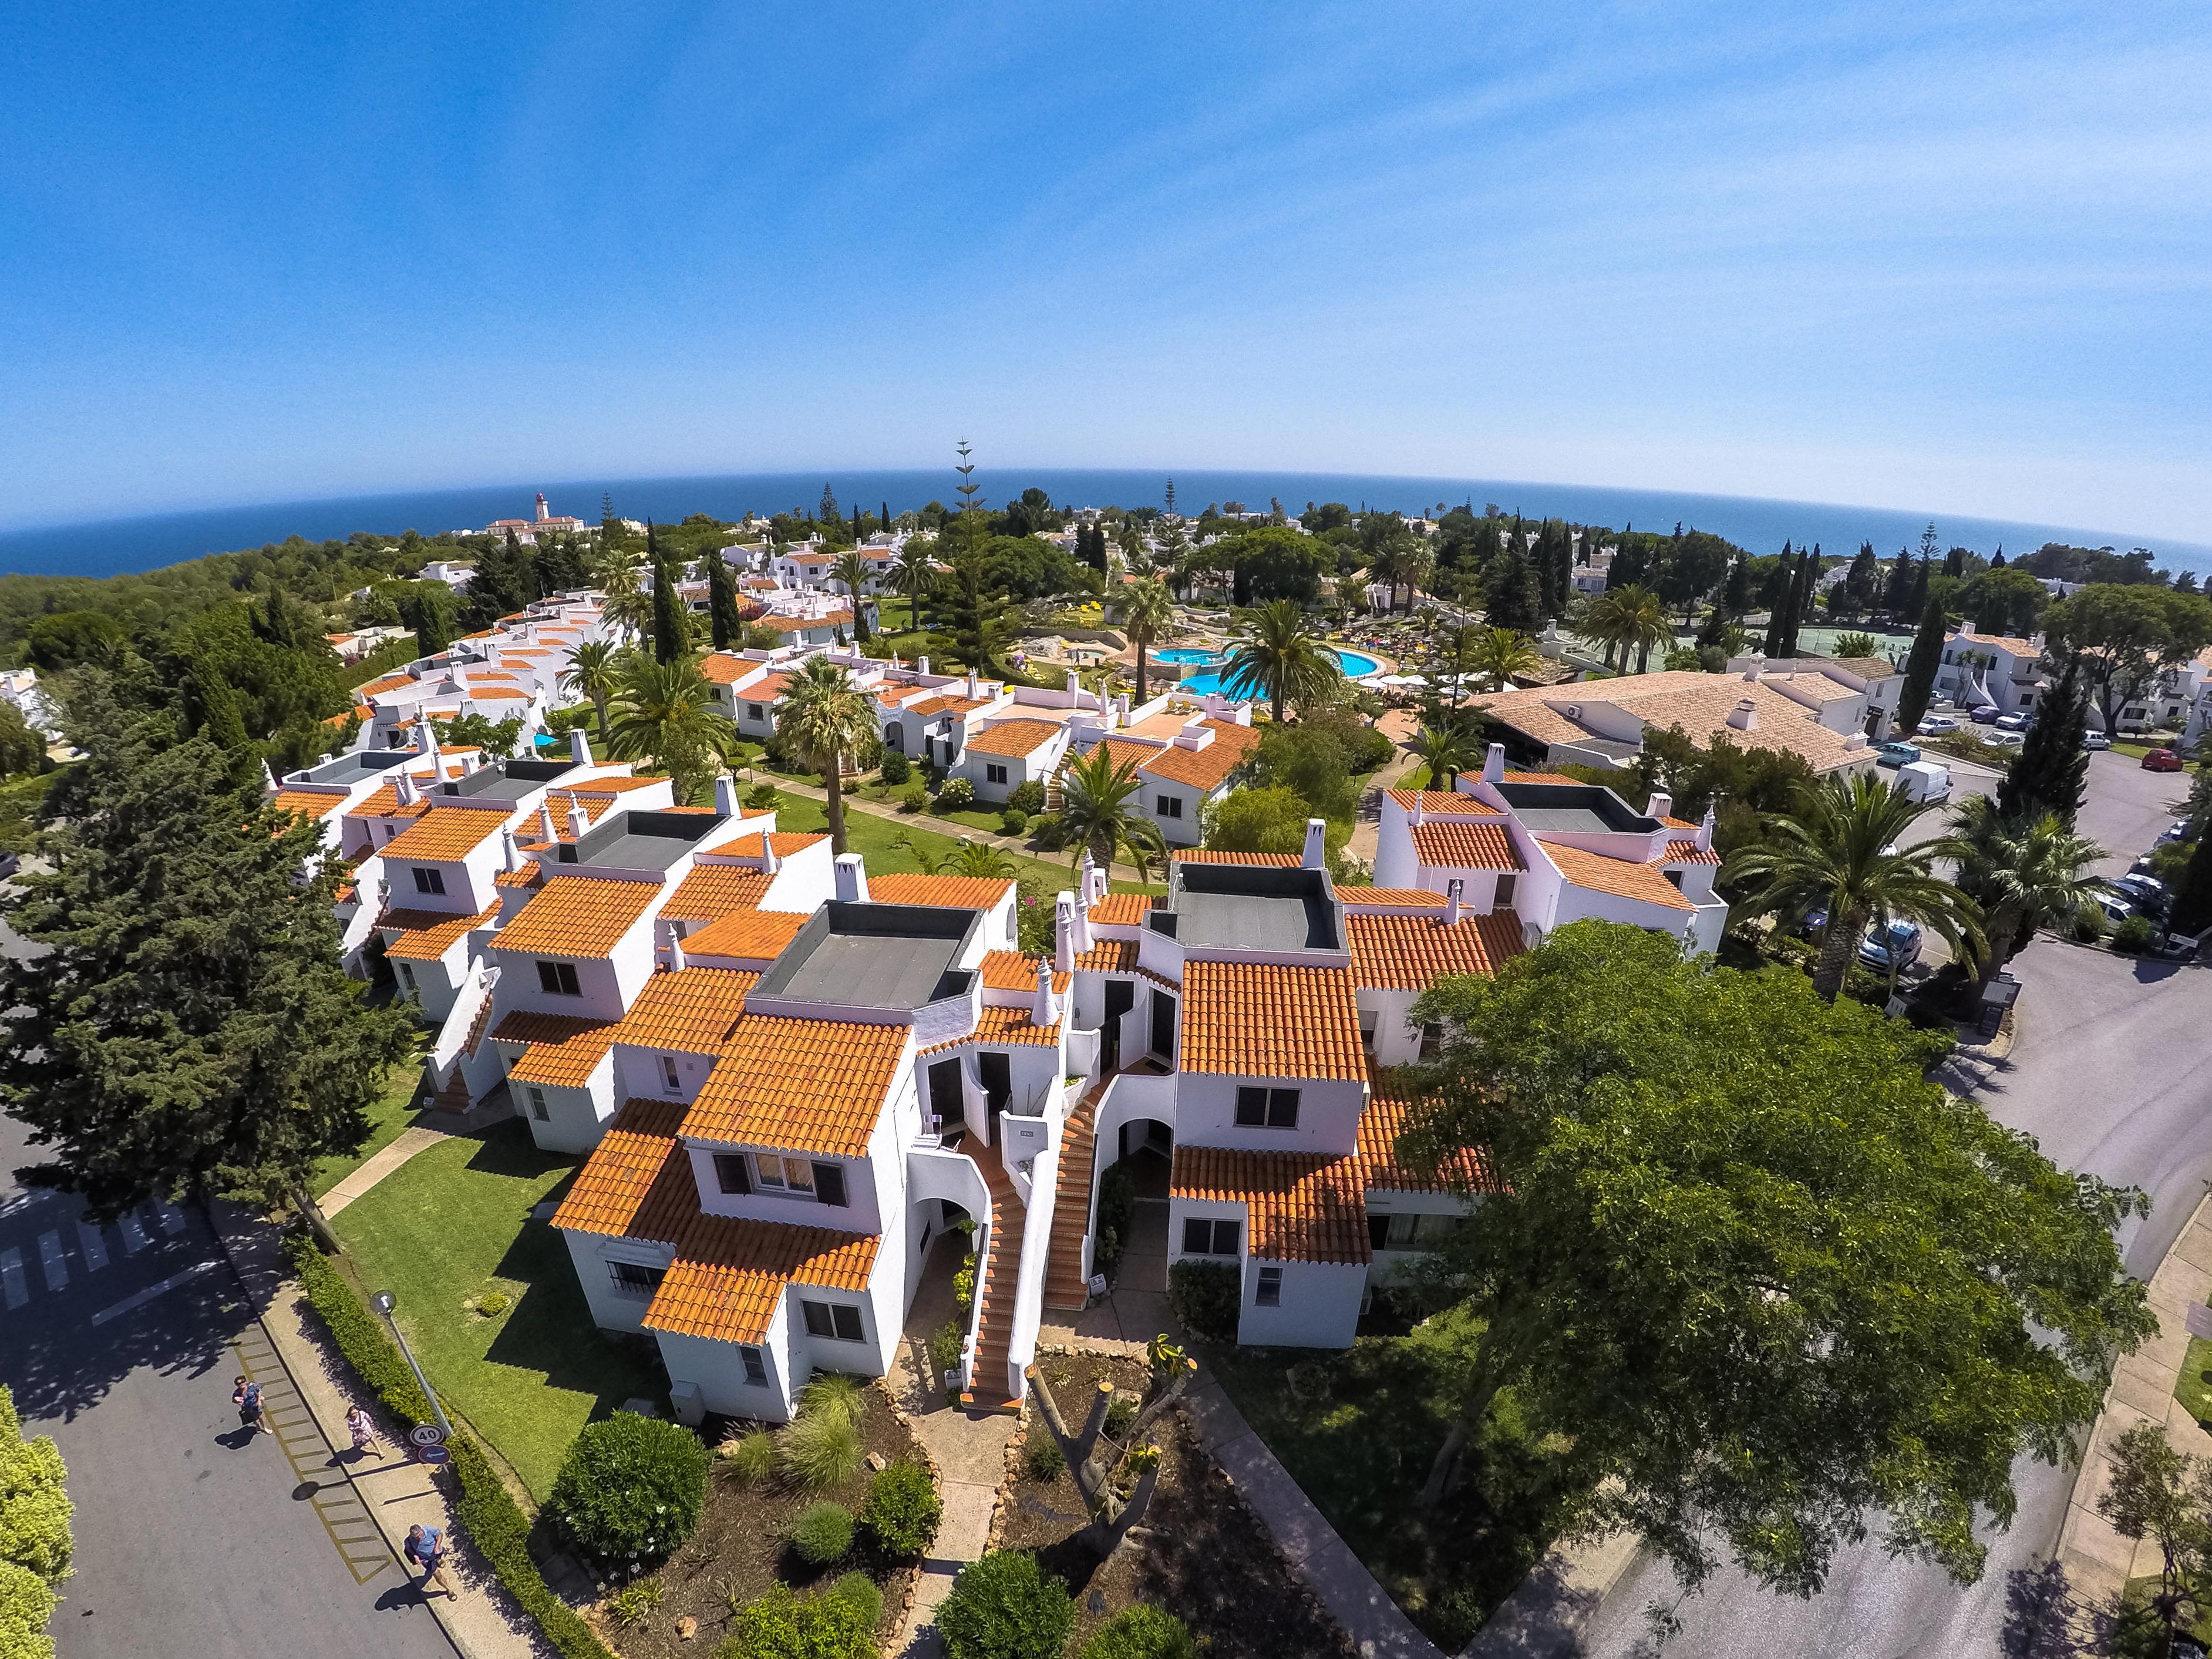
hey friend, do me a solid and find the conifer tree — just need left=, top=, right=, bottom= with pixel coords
left=1762, top=550, right=1797, bottom=657
left=1995, top=657, right=2090, bottom=826
left=648, top=523, right=683, bottom=665
left=1482, top=539, right=1543, bottom=634
left=1895, top=591, right=1948, bottom=736
left=2169, top=830, right=2212, bottom=937
left=881, top=500, right=891, bottom=534
left=705, top=552, right=742, bottom=650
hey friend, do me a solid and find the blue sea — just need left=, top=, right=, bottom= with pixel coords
left=2, top=467, right=2206, bottom=581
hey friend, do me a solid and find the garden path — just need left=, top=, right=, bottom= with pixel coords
left=322, top=1124, right=449, bottom=1217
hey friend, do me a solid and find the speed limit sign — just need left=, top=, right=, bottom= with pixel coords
left=410, top=1424, right=446, bottom=1448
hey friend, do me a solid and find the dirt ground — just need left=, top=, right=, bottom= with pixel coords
left=592, top=1388, right=925, bottom=1657
left=1005, top=1352, right=1354, bottom=1659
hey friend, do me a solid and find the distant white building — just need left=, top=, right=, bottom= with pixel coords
left=0, top=668, right=58, bottom=736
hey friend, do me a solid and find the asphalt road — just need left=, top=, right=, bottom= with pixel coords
left=1582, top=892, right=2212, bottom=1655
left=0, top=920, right=455, bottom=1659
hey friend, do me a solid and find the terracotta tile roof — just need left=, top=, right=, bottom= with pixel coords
left=1359, top=1065, right=1493, bottom=1194
left=1181, top=961, right=1365, bottom=1082
left=1542, top=842, right=1695, bottom=911
left=346, top=782, right=432, bottom=820
left=1952, top=629, right=2041, bottom=658
left=381, top=903, right=499, bottom=961
left=698, top=654, right=752, bottom=685
left=922, top=1003, right=1062, bottom=1054
left=1383, top=789, right=1498, bottom=815
left=1086, top=892, right=1161, bottom=926
left=1664, top=837, right=1722, bottom=867
left=612, top=968, right=757, bottom=1053
left=642, top=1220, right=881, bottom=1345
left=379, top=807, right=509, bottom=862
left=495, top=862, right=546, bottom=890
left=963, top=718, right=1065, bottom=759
left=978, top=951, right=1072, bottom=993
left=705, top=829, right=830, bottom=861
left=1170, top=1146, right=1371, bottom=1265
left=732, top=671, right=796, bottom=703
left=492, top=1011, right=619, bottom=1086
left=570, top=775, right=665, bottom=796
left=497, top=877, right=659, bottom=957
left=681, top=1017, right=910, bottom=1156
left=1502, top=769, right=1580, bottom=784
left=1346, top=911, right=1524, bottom=990
left=1828, top=656, right=1899, bottom=681
left=1762, top=672, right=1860, bottom=704
left=1334, top=887, right=1447, bottom=910
left=1071, top=938, right=1138, bottom=972
left=761, top=610, right=852, bottom=632
left=269, top=788, right=346, bottom=819
left=1469, top=677, right=1870, bottom=773
left=683, top=908, right=810, bottom=964
left=355, top=674, right=416, bottom=698
left=551, top=1099, right=690, bottom=1236
left=1133, top=722, right=1261, bottom=790
left=1087, top=738, right=1159, bottom=781
left=865, top=874, right=1015, bottom=909
left=905, top=694, right=991, bottom=718
left=464, top=685, right=531, bottom=701
left=1171, top=850, right=1299, bottom=867
left=663, top=865, right=771, bottom=921
left=1409, top=820, right=1523, bottom=871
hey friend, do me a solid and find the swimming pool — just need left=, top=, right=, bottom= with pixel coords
left=1157, top=647, right=1382, bottom=698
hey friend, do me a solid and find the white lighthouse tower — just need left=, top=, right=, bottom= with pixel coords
left=535, top=492, right=551, bottom=524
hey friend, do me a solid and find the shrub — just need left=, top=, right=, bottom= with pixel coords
left=1093, top=1161, right=1137, bottom=1271
left=790, top=1502, right=855, bottom=1567
left=1001, top=808, right=1028, bottom=835
left=745, top=782, right=781, bottom=812
left=780, top=1409, right=864, bottom=1491
left=937, top=1551, right=1075, bottom=1659
left=719, top=1427, right=777, bottom=1485
left=1028, top=812, right=1072, bottom=852
left=0, top=1562, right=59, bottom=1659
left=828, top=1571, right=882, bottom=1628
left=879, top=750, right=911, bottom=785
left=1006, top=779, right=1047, bottom=816
left=860, top=1461, right=941, bottom=1557
left=2113, top=914, right=2156, bottom=954
left=547, top=1414, right=711, bottom=1563
left=2069, top=904, right=2109, bottom=944
left=609, top=1579, right=662, bottom=1625
left=952, top=1251, right=978, bottom=1314
left=927, top=1320, right=965, bottom=1379
left=474, top=1290, right=510, bottom=1316
left=937, top=777, right=975, bottom=812
left=1104, top=1395, right=1138, bottom=1439
left=1077, top=1605, right=1197, bottom=1659
left=718, top=1583, right=874, bottom=1659
left=1022, top=1433, right=1065, bottom=1482
left=799, top=1372, right=868, bottom=1429
left=901, top=784, right=930, bottom=813
left=1167, top=1260, right=1241, bottom=1341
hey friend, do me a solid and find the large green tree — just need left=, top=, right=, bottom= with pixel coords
left=1953, top=797, right=2109, bottom=984
left=0, top=682, right=412, bottom=1245
left=1894, top=591, right=1948, bottom=736
left=1995, top=655, right=2090, bottom=826
left=0, top=1383, right=72, bottom=1659
left=604, top=655, right=737, bottom=803
left=2047, top=584, right=2212, bottom=733
left=1057, top=745, right=1167, bottom=881
left=1400, top=923, right=2155, bottom=1596
left=702, top=552, right=743, bottom=651
left=773, top=658, right=877, bottom=856
left=1219, top=600, right=1341, bottom=721
left=1115, top=576, right=1176, bottom=704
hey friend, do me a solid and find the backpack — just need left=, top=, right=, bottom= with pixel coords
left=240, top=1382, right=261, bottom=1411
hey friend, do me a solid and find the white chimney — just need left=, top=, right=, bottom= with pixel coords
left=1065, top=670, right=1080, bottom=696
left=714, top=773, right=739, bottom=816
left=1482, top=743, right=1505, bottom=783
left=1410, top=792, right=1425, bottom=826
left=570, top=727, right=592, bottom=765
left=537, top=799, right=557, bottom=843
left=1053, top=893, right=1078, bottom=974
left=1116, top=692, right=1132, bottom=722
left=668, top=932, right=688, bottom=972
left=415, top=716, right=438, bottom=755
left=1302, top=817, right=1328, bottom=871
left=567, top=797, right=590, bottom=843
left=965, top=671, right=979, bottom=701
left=1078, top=849, right=1097, bottom=903
left=1728, top=699, right=1758, bottom=732
left=1696, top=804, right=1716, bottom=853
left=834, top=853, right=869, bottom=903
left=1743, top=664, right=1762, bottom=682
left=1648, top=790, right=1673, bottom=822
left=762, top=834, right=780, bottom=874
left=1446, top=877, right=1464, bottom=927
left=395, top=772, right=418, bottom=807
left=1032, top=960, right=1061, bottom=1028
left=916, top=655, right=930, bottom=677
left=1176, top=716, right=1214, bottom=750
left=501, top=826, right=521, bottom=873
left=461, top=751, right=482, bottom=775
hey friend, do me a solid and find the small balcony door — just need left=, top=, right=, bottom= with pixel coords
left=1149, top=989, right=1177, bottom=1065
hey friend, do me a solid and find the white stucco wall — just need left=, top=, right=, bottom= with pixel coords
left=1174, top=1073, right=1365, bottom=1158
left=1236, top=1258, right=1365, bottom=1349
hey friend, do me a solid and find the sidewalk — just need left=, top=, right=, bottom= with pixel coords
left=208, top=1197, right=543, bottom=1659
left=322, top=1123, right=450, bottom=1217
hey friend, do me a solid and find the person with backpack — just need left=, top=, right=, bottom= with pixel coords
left=231, top=1375, right=271, bottom=1436
left=404, top=1523, right=459, bottom=1599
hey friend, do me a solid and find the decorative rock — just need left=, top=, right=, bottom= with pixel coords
left=867, top=1451, right=888, bottom=1472
left=675, top=1615, right=698, bottom=1640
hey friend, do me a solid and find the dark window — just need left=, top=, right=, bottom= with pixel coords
left=740, top=1345, right=767, bottom=1385
left=747, top=703, right=765, bottom=721
left=1157, top=794, right=1183, bottom=818
left=661, top=1054, right=681, bottom=1091
left=802, top=1300, right=865, bottom=1341
left=1370, top=1212, right=1460, bottom=1251
left=397, top=963, right=416, bottom=990
left=812, top=1162, right=848, bottom=1208
left=1256, top=1266, right=1283, bottom=1307
left=1662, top=868, right=1684, bottom=889
left=1494, top=873, right=1517, bottom=907
left=1237, top=1087, right=1299, bottom=1128
left=713, top=1153, right=752, bottom=1194
left=527, top=1086, right=549, bottom=1122
left=412, top=866, right=445, bottom=895
left=1419, top=1022, right=1442, bottom=1061
left=1181, top=1217, right=1240, bottom=1256
left=537, top=960, right=581, bottom=996
left=1267, top=1088, right=1299, bottom=1128
left=607, top=1261, right=665, bottom=1297
left=1235, top=1087, right=1267, bottom=1126
left=985, top=763, right=1008, bottom=785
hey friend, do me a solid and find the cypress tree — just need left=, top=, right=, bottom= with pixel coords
left=1780, top=545, right=1819, bottom=658
left=188, top=661, right=251, bottom=754
left=1762, top=550, right=1796, bottom=657
left=853, top=504, right=863, bottom=543
left=881, top=500, right=891, bottom=534
left=2170, top=831, right=2212, bottom=937
left=1894, top=591, right=1947, bottom=736
left=1482, top=540, right=1542, bottom=634
left=1995, top=657, right=2090, bottom=826
left=705, top=553, right=742, bottom=651
left=648, top=521, right=683, bottom=665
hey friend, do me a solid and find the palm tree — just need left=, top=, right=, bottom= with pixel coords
left=1116, top=576, right=1176, bottom=703
left=560, top=640, right=625, bottom=741
left=1954, top=796, right=2109, bottom=987
left=604, top=655, right=738, bottom=803
left=895, top=834, right=1016, bottom=879
left=1058, top=744, right=1167, bottom=881
left=1577, top=590, right=1630, bottom=670
left=1725, top=772, right=1984, bottom=1002
left=774, top=657, right=878, bottom=856
left=1612, top=584, right=1673, bottom=673
left=1465, top=627, right=1540, bottom=693
left=1410, top=722, right=1478, bottom=792
left=830, top=550, right=874, bottom=642
left=889, top=541, right=937, bottom=635
left=600, top=568, right=655, bottom=645
left=1220, top=600, right=1343, bottom=722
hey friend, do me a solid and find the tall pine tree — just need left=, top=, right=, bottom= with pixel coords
left=1762, top=548, right=1797, bottom=656
left=705, top=552, right=742, bottom=650
left=1482, top=539, right=1543, bottom=634
left=1895, top=591, right=1948, bottom=736
left=1995, top=657, right=2089, bottom=826
left=648, top=522, right=684, bottom=665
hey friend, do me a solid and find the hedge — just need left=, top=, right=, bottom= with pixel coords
left=288, top=1237, right=615, bottom=1659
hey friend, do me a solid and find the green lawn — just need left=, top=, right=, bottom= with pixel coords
left=2178, top=1335, right=2212, bottom=1426
left=760, top=788, right=1158, bottom=894
left=329, top=1119, right=663, bottom=1499
left=312, top=1060, right=427, bottom=1199
left=1206, top=1311, right=1592, bottom=1648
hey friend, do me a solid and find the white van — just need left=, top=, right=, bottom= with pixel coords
left=1897, top=759, right=1952, bottom=804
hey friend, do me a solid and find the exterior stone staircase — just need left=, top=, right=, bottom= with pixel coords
left=959, top=1133, right=1026, bottom=1415
left=1043, top=1086, right=1103, bottom=1310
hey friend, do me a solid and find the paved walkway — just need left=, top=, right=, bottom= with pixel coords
left=209, top=1198, right=540, bottom=1659
left=322, top=1125, right=450, bottom=1217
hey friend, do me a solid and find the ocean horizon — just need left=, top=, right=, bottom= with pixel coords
left=3, top=467, right=2207, bottom=581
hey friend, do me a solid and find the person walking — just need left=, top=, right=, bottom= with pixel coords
left=404, top=1523, right=459, bottom=1599
left=231, top=1375, right=272, bottom=1436
left=345, top=1404, right=387, bottom=1461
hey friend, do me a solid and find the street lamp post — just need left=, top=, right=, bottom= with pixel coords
left=370, top=1290, right=453, bottom=1440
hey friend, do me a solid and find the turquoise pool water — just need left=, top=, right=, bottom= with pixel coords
left=1159, top=647, right=1382, bottom=697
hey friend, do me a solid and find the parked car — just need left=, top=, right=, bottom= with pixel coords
left=1995, top=711, right=2033, bottom=731
left=2143, top=748, right=2186, bottom=772
left=2083, top=731, right=2113, bottom=751
left=1874, top=740, right=1922, bottom=769
left=1981, top=729, right=2026, bottom=749
left=1970, top=705, right=2002, bottom=725
left=1918, top=715, right=1960, bottom=735
left=1859, top=919, right=1923, bottom=973
left=2160, top=817, right=2195, bottom=844
left=2112, top=873, right=2171, bottom=916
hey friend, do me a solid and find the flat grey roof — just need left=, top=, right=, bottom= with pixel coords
left=1165, top=862, right=1341, bottom=953
left=560, top=808, right=723, bottom=871
left=755, top=901, right=977, bottom=1011
left=437, top=758, right=582, bottom=804
left=1493, top=780, right=1655, bottom=834
left=300, top=751, right=408, bottom=783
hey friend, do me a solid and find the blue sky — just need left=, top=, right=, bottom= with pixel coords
left=4, top=2, right=2208, bottom=539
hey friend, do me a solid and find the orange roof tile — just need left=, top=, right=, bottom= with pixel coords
left=1086, top=892, right=1161, bottom=926
left=681, top=1017, right=910, bottom=1156
left=1134, top=722, right=1262, bottom=790
left=663, top=865, right=771, bottom=921
left=346, top=782, right=432, bottom=820
left=1170, top=1146, right=1371, bottom=1264
left=683, top=908, right=810, bottom=964
left=1664, top=837, right=1722, bottom=867
left=355, top=674, right=416, bottom=698
left=1359, top=1065, right=1493, bottom=1194
left=464, top=685, right=531, bottom=701
left=492, top=1011, right=619, bottom=1086
left=381, top=903, right=498, bottom=961
left=612, top=967, right=757, bottom=1053
left=905, top=694, right=992, bottom=718
left=269, top=788, right=345, bottom=819
left=1171, top=850, right=1299, bottom=867
left=732, top=671, right=794, bottom=702
left=922, top=1003, right=1062, bottom=1054
left=497, top=877, right=659, bottom=957
left=1346, top=911, right=1524, bottom=990
left=706, top=829, right=830, bottom=860
left=551, top=1099, right=690, bottom=1236
left=1409, top=820, right=1523, bottom=871
left=760, top=610, right=852, bottom=632
left=1384, top=788, right=1500, bottom=815
left=866, top=874, right=1016, bottom=909
left=978, top=951, right=1072, bottom=993
left=1334, top=887, right=1447, bottom=909
left=698, top=654, right=752, bottom=685
left=1071, top=938, right=1138, bottom=972
left=1541, top=842, right=1695, bottom=910
left=963, top=719, right=1064, bottom=759
left=495, top=862, right=546, bottom=891
left=643, top=1220, right=881, bottom=1344
left=379, top=807, right=509, bottom=862
left=1181, top=961, right=1365, bottom=1082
